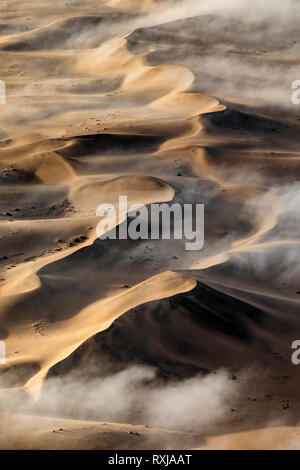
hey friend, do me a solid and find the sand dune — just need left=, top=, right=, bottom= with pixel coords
left=1, top=0, right=300, bottom=451
left=199, top=427, right=300, bottom=450
left=0, top=412, right=199, bottom=450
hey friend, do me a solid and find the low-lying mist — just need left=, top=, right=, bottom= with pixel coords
left=1, top=366, right=241, bottom=432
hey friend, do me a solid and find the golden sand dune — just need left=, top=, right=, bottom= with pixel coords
left=199, top=427, right=300, bottom=450
left=0, top=412, right=199, bottom=450
left=1, top=0, right=300, bottom=450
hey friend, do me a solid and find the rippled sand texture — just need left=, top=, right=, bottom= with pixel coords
left=1, top=0, right=300, bottom=450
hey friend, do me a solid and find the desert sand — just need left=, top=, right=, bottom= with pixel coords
left=1, top=0, right=300, bottom=450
